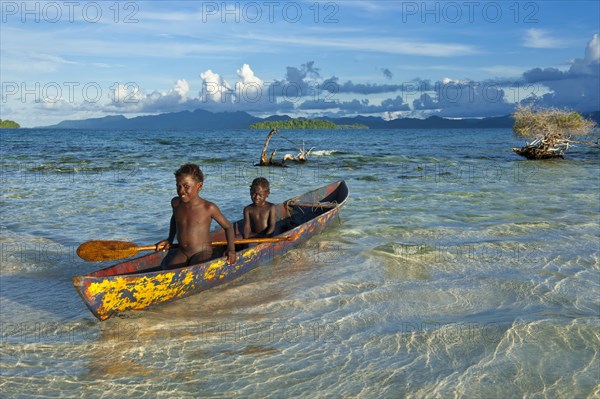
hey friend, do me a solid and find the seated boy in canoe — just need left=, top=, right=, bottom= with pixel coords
left=156, top=163, right=236, bottom=267
left=243, top=177, right=276, bottom=238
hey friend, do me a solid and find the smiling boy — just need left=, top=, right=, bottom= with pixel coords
left=156, top=163, right=236, bottom=267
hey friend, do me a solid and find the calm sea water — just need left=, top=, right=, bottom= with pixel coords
left=1, top=128, right=599, bottom=398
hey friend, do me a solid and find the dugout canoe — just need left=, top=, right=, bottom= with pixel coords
left=73, top=180, right=348, bottom=321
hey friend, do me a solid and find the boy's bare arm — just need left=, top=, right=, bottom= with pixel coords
left=156, top=199, right=178, bottom=251
left=243, top=206, right=253, bottom=238
left=167, top=214, right=176, bottom=242
left=266, top=204, right=276, bottom=236
left=209, top=202, right=237, bottom=264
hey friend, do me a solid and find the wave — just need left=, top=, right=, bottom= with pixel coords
left=311, top=150, right=342, bottom=156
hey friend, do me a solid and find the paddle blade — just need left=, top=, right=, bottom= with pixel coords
left=77, top=240, right=143, bottom=262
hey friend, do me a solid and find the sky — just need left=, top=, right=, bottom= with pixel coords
left=1, top=0, right=599, bottom=127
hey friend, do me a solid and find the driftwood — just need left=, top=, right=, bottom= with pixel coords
left=512, top=135, right=599, bottom=160
left=282, top=140, right=314, bottom=163
left=258, top=129, right=285, bottom=166
left=257, top=129, right=313, bottom=166
left=512, top=134, right=567, bottom=159
left=512, top=106, right=597, bottom=160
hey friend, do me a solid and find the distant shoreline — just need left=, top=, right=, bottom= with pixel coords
left=25, top=109, right=600, bottom=130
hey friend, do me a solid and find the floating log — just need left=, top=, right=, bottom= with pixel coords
left=257, top=130, right=314, bottom=166
left=512, top=144, right=565, bottom=160
left=257, top=129, right=286, bottom=167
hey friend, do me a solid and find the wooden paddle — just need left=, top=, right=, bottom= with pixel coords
left=77, top=237, right=292, bottom=262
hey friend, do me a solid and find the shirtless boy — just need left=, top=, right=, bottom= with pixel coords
left=156, top=163, right=236, bottom=267
left=243, top=177, right=276, bottom=238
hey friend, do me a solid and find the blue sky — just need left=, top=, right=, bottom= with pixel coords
left=1, top=1, right=599, bottom=127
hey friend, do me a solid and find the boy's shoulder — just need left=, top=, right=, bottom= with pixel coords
left=198, top=197, right=220, bottom=211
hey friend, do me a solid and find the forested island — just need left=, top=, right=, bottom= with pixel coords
left=0, top=119, right=20, bottom=128
left=250, top=118, right=368, bottom=130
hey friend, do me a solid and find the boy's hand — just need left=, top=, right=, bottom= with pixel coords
left=155, top=240, right=171, bottom=252
left=226, top=250, right=237, bottom=265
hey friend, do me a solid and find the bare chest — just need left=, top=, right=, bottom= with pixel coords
left=174, top=204, right=210, bottom=227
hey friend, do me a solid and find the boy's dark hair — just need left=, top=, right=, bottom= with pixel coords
left=175, top=163, right=204, bottom=182
left=250, top=177, right=270, bottom=190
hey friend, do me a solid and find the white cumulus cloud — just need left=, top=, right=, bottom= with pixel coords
left=584, top=33, right=600, bottom=63
left=200, top=70, right=232, bottom=103
left=523, top=34, right=600, bottom=111
left=173, top=79, right=190, bottom=100
left=235, top=64, right=264, bottom=102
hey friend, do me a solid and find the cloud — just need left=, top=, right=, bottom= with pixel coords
left=521, top=34, right=599, bottom=111
left=268, top=61, right=321, bottom=98
left=198, top=64, right=287, bottom=113
left=173, top=79, right=190, bottom=99
left=23, top=36, right=600, bottom=127
left=195, top=61, right=414, bottom=115
left=97, top=80, right=199, bottom=113
left=523, top=28, right=568, bottom=49
left=244, top=33, right=479, bottom=57
left=298, top=96, right=410, bottom=114
left=412, top=78, right=514, bottom=117
left=235, top=64, right=264, bottom=101
left=39, top=98, right=76, bottom=111
left=522, top=68, right=565, bottom=83
left=1, top=50, right=81, bottom=73
left=199, top=70, right=232, bottom=103
left=585, top=33, right=600, bottom=62
left=406, top=34, right=600, bottom=117
left=319, top=77, right=405, bottom=95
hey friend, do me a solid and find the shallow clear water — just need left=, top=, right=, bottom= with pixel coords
left=1, top=128, right=599, bottom=398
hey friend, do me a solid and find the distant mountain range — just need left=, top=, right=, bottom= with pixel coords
left=39, top=108, right=600, bottom=130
